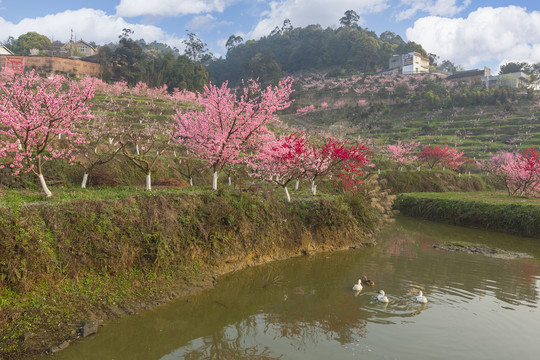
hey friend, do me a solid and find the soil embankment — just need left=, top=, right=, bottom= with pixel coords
left=1, top=188, right=393, bottom=359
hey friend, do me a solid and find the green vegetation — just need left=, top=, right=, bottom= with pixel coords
left=10, top=32, right=51, bottom=55
left=394, top=192, right=540, bottom=237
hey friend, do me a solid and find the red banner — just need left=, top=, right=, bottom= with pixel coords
left=6, top=57, right=24, bottom=74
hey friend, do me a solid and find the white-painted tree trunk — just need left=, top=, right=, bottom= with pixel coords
left=312, top=184, right=317, bottom=196
left=284, top=186, right=291, bottom=202
left=189, top=177, right=193, bottom=186
left=146, top=173, right=152, bottom=191
left=136, top=144, right=140, bottom=155
left=378, top=169, right=380, bottom=174
left=38, top=174, right=52, bottom=197
left=228, top=176, right=232, bottom=186
left=295, top=179, right=299, bottom=190
left=212, top=171, right=218, bottom=190
left=311, top=180, right=315, bottom=194
left=81, top=172, right=89, bottom=188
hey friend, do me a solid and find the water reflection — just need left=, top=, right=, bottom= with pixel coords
left=54, top=217, right=540, bottom=360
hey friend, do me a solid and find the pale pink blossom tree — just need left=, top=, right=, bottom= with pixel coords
left=0, top=70, right=94, bottom=197
left=121, top=119, right=170, bottom=191
left=386, top=140, right=420, bottom=170
left=72, top=112, right=124, bottom=188
left=247, top=133, right=309, bottom=202
left=172, top=78, right=294, bottom=190
left=171, top=145, right=204, bottom=186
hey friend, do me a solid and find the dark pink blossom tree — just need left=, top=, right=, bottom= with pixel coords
left=0, top=70, right=94, bottom=197
left=305, top=139, right=370, bottom=195
left=172, top=78, right=293, bottom=190
left=417, top=144, right=465, bottom=170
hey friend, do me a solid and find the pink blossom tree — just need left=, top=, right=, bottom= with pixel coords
left=385, top=140, right=420, bottom=170
left=247, top=133, right=309, bottom=202
left=0, top=70, right=94, bottom=197
left=172, top=78, right=294, bottom=190
left=485, top=148, right=540, bottom=196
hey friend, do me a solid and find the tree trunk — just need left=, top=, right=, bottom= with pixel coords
left=312, top=184, right=317, bottom=196
left=146, top=172, right=152, bottom=191
left=81, top=172, right=89, bottom=188
left=38, top=173, right=52, bottom=197
left=295, top=179, right=299, bottom=190
left=284, top=186, right=291, bottom=203
left=212, top=171, right=218, bottom=190
left=189, top=177, right=193, bottom=186
left=228, top=176, right=231, bottom=186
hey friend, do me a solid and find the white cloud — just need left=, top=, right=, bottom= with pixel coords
left=116, top=0, right=229, bottom=17
left=187, top=14, right=232, bottom=30
left=249, top=0, right=389, bottom=39
left=396, top=0, right=471, bottom=21
left=406, top=6, right=540, bottom=68
left=188, top=14, right=217, bottom=30
left=0, top=8, right=184, bottom=49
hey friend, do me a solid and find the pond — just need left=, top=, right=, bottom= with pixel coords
left=53, top=216, right=540, bottom=359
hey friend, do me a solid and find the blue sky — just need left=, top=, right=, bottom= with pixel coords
left=1, top=1, right=539, bottom=72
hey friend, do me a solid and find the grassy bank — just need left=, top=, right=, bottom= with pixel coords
left=394, top=192, right=540, bottom=238
left=379, top=170, right=487, bottom=194
left=0, top=186, right=391, bottom=359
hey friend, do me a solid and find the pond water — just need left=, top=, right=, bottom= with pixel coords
left=54, top=217, right=540, bottom=359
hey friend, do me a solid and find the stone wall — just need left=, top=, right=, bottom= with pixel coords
left=0, top=55, right=101, bottom=77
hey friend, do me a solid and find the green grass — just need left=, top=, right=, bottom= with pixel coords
left=0, top=180, right=345, bottom=209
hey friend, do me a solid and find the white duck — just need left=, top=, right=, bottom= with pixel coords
left=352, top=280, right=363, bottom=291
left=414, top=291, right=428, bottom=303
left=377, top=290, right=389, bottom=303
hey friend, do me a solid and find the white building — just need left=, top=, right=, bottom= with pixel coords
left=482, top=71, right=531, bottom=89
left=385, top=52, right=429, bottom=75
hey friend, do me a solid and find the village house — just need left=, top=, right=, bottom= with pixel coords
left=0, top=45, right=14, bottom=55
left=384, top=52, right=429, bottom=75
left=445, top=67, right=490, bottom=84
left=445, top=67, right=531, bottom=89
left=61, top=40, right=97, bottom=58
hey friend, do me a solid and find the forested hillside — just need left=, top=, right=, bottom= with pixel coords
left=208, top=17, right=427, bottom=86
